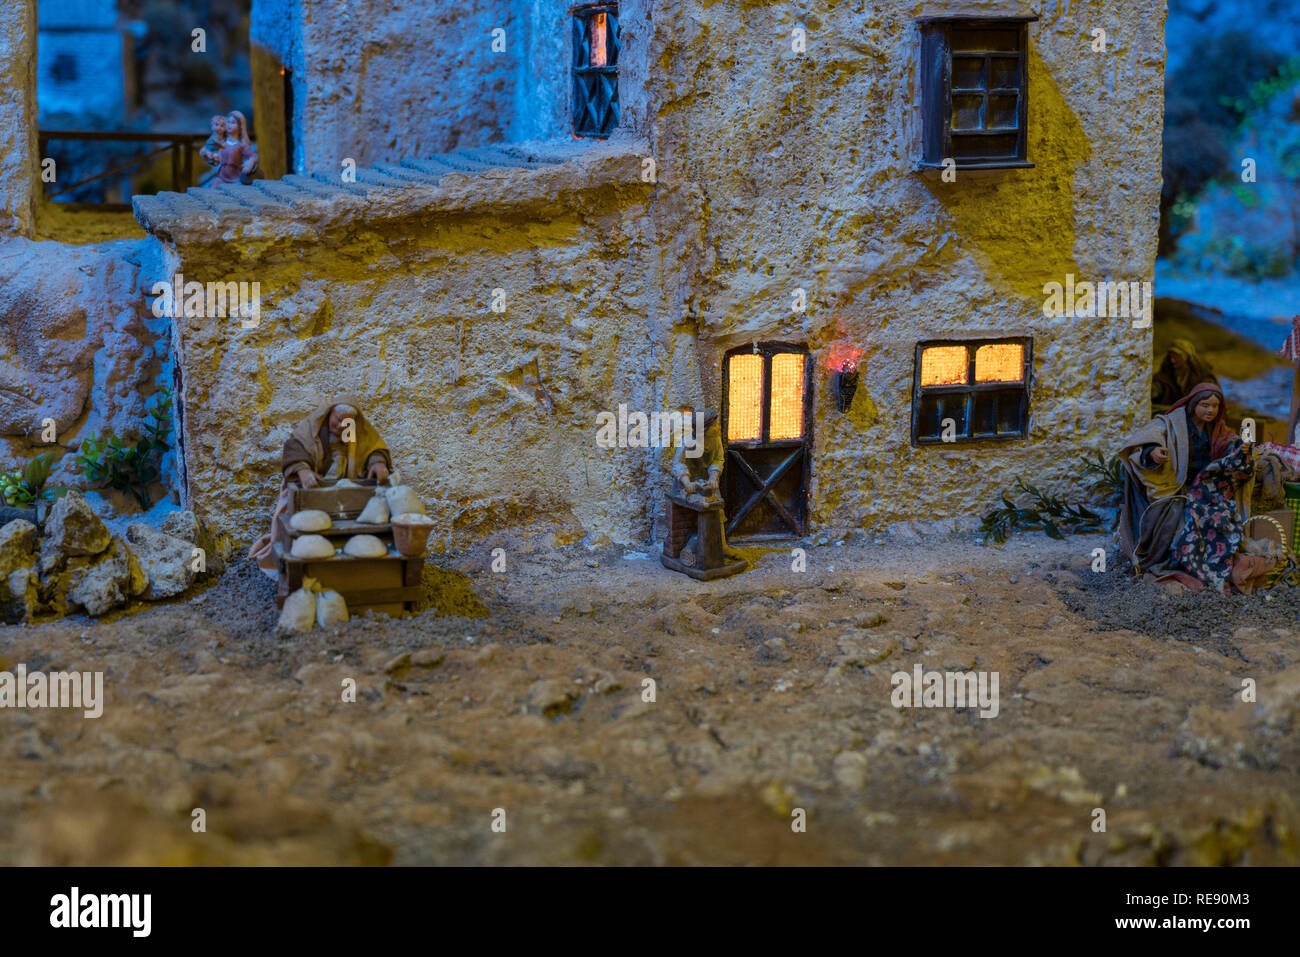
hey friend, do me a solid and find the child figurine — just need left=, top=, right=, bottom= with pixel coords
left=199, top=115, right=226, bottom=168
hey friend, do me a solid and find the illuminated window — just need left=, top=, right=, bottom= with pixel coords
left=912, top=338, right=1030, bottom=444
left=573, top=4, right=620, bottom=138
left=727, top=354, right=764, bottom=442
left=917, top=17, right=1034, bottom=170
left=724, top=346, right=809, bottom=444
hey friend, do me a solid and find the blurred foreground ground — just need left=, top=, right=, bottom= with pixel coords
left=1, top=534, right=1298, bottom=865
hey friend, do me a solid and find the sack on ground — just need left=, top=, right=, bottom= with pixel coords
left=316, top=589, right=348, bottom=626
left=279, top=584, right=317, bottom=633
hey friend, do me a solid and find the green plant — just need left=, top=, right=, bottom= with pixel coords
left=979, top=477, right=1106, bottom=546
left=1079, top=450, right=1123, bottom=505
left=0, top=452, right=69, bottom=507
left=75, top=390, right=173, bottom=509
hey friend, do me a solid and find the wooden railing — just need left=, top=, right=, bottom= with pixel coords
left=38, top=130, right=212, bottom=212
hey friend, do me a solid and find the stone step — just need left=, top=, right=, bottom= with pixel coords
left=250, top=178, right=327, bottom=208
left=373, top=163, right=444, bottom=185
left=185, top=187, right=255, bottom=221
left=308, top=170, right=379, bottom=195
left=494, top=142, right=584, bottom=165
left=353, top=167, right=412, bottom=188
left=459, top=146, right=547, bottom=169
left=133, top=191, right=221, bottom=233
left=399, top=157, right=467, bottom=177
left=425, top=152, right=503, bottom=173
left=283, top=173, right=357, bottom=199
left=212, top=181, right=292, bottom=214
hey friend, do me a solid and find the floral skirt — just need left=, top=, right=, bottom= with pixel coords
left=1168, top=446, right=1253, bottom=593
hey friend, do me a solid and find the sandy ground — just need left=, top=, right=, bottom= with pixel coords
left=2, top=532, right=1298, bottom=866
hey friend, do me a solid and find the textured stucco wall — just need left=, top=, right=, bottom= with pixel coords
left=152, top=0, right=1165, bottom=546
left=0, top=1, right=38, bottom=237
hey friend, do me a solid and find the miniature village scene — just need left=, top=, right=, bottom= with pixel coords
left=0, top=0, right=1298, bottom=867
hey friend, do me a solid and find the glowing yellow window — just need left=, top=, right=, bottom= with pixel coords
left=974, top=343, right=1024, bottom=383
left=727, top=353, right=764, bottom=442
left=769, top=353, right=806, bottom=440
left=919, top=345, right=968, bottom=386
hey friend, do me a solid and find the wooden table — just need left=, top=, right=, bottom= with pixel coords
left=660, top=491, right=749, bottom=581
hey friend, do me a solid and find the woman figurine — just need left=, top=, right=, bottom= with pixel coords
left=1117, top=382, right=1255, bottom=592
left=1151, top=338, right=1217, bottom=413
left=209, top=110, right=259, bottom=187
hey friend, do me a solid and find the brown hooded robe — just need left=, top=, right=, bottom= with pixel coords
left=249, top=397, right=393, bottom=571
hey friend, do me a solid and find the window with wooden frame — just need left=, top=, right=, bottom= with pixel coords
left=912, top=338, right=1031, bottom=445
left=917, top=17, right=1034, bottom=170
left=572, top=3, right=620, bottom=138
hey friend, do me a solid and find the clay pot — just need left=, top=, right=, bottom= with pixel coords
left=391, top=516, right=433, bottom=556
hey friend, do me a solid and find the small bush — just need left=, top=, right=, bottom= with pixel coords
left=74, top=390, right=173, bottom=510
left=0, top=452, right=69, bottom=507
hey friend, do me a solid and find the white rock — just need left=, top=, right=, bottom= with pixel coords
left=124, top=523, right=195, bottom=600
left=44, top=490, right=111, bottom=557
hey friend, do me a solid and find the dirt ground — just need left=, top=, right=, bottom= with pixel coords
left=2, top=531, right=1298, bottom=866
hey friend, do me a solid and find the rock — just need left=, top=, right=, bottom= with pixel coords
left=161, top=510, right=202, bottom=544
left=1, top=565, right=37, bottom=623
left=161, top=510, right=226, bottom=577
left=64, top=537, right=147, bottom=617
left=125, top=523, right=196, bottom=600
left=0, top=519, right=37, bottom=576
left=527, top=679, right=576, bottom=717
left=43, top=491, right=111, bottom=557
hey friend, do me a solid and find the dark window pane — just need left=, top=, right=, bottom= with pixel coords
left=951, top=132, right=1018, bottom=160
left=952, top=56, right=984, bottom=89
left=917, top=392, right=968, bottom=440
left=989, top=56, right=1020, bottom=88
left=972, top=389, right=1025, bottom=435
left=988, top=94, right=1019, bottom=129
left=952, top=94, right=983, bottom=130
left=952, top=29, right=1019, bottom=52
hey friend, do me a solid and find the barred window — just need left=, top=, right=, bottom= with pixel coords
left=572, top=3, right=620, bottom=138
left=912, top=338, right=1031, bottom=444
left=917, top=17, right=1034, bottom=170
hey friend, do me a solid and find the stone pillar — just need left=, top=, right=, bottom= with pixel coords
left=0, top=0, right=37, bottom=237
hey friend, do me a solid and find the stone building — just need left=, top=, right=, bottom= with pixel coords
left=0, top=0, right=1166, bottom=550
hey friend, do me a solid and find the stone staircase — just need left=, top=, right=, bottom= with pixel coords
left=131, top=142, right=590, bottom=240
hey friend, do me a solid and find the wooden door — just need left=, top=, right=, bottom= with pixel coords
left=722, top=343, right=813, bottom=541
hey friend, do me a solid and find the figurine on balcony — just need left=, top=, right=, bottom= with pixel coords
left=209, top=110, right=260, bottom=187
left=199, top=114, right=226, bottom=168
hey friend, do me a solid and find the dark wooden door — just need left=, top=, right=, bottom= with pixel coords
left=722, top=343, right=813, bottom=541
